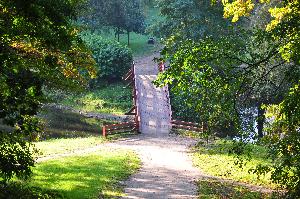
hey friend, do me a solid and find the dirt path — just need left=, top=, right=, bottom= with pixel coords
left=106, top=134, right=202, bottom=199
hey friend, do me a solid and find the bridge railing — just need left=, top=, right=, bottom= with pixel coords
left=102, top=122, right=138, bottom=137
left=102, top=62, right=139, bottom=137
left=171, top=120, right=204, bottom=132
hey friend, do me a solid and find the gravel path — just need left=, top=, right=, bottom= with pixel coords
left=106, top=134, right=202, bottom=199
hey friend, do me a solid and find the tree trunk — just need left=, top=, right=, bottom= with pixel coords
left=117, top=27, right=120, bottom=42
left=257, top=103, right=265, bottom=138
left=127, top=30, right=130, bottom=46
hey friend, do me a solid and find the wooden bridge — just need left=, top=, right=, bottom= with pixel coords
left=102, top=57, right=203, bottom=136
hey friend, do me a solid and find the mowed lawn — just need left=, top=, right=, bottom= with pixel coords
left=31, top=149, right=140, bottom=199
left=0, top=103, right=140, bottom=199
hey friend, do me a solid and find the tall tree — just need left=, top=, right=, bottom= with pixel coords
left=82, top=0, right=146, bottom=45
left=0, top=0, right=95, bottom=181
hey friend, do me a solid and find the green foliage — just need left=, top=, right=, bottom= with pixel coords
left=82, top=0, right=145, bottom=35
left=222, top=0, right=300, bottom=64
left=0, top=0, right=95, bottom=182
left=258, top=83, right=300, bottom=197
left=80, top=31, right=133, bottom=84
left=151, top=0, right=229, bottom=41
left=0, top=135, right=36, bottom=182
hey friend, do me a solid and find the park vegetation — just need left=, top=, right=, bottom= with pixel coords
left=154, top=0, right=300, bottom=197
left=0, top=0, right=144, bottom=198
left=1, top=0, right=300, bottom=198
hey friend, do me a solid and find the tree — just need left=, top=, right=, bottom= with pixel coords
left=156, top=28, right=296, bottom=136
left=151, top=0, right=230, bottom=41
left=0, top=0, right=95, bottom=182
left=220, top=1, right=300, bottom=195
left=82, top=0, right=146, bottom=45
left=154, top=0, right=300, bottom=195
left=221, top=0, right=300, bottom=64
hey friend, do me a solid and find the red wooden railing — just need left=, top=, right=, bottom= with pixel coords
left=102, top=122, right=137, bottom=137
left=158, top=61, right=165, bottom=72
left=102, top=61, right=204, bottom=136
left=171, top=120, right=204, bottom=132
left=102, top=62, right=139, bottom=137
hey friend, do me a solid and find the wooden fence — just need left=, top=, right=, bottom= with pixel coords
left=102, top=122, right=137, bottom=137
left=171, top=120, right=203, bottom=132
left=102, top=63, right=139, bottom=137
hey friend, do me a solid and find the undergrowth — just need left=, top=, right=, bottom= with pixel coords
left=193, top=139, right=277, bottom=188
left=47, top=83, right=132, bottom=115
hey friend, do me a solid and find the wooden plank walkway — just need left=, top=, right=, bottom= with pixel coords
left=134, top=54, right=172, bottom=135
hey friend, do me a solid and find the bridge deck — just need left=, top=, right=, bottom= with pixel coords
left=134, top=55, right=171, bottom=134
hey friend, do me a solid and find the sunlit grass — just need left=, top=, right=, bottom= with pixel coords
left=59, top=83, right=132, bottom=115
left=29, top=149, right=140, bottom=199
left=197, top=179, right=277, bottom=199
left=193, top=139, right=277, bottom=188
left=100, top=30, right=161, bottom=58
left=34, top=136, right=105, bottom=158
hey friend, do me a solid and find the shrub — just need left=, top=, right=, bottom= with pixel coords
left=80, top=31, right=133, bottom=86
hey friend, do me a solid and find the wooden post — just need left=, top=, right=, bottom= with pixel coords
left=102, top=126, right=106, bottom=137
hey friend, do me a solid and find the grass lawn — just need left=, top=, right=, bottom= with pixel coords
left=34, top=136, right=105, bottom=157
left=37, top=105, right=120, bottom=141
left=3, top=101, right=140, bottom=198
left=193, top=139, right=277, bottom=189
left=97, top=29, right=161, bottom=58
left=97, top=6, right=162, bottom=58
left=197, top=179, right=280, bottom=199
left=30, top=149, right=140, bottom=199
left=53, top=83, right=132, bottom=115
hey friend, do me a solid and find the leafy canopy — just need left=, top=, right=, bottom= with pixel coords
left=0, top=0, right=95, bottom=181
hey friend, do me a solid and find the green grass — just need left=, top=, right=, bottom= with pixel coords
left=96, top=6, right=162, bottom=58
left=56, top=83, right=132, bottom=115
left=34, top=136, right=105, bottom=157
left=193, top=139, right=277, bottom=188
left=38, top=106, right=118, bottom=140
left=0, top=181, right=64, bottom=199
left=197, top=179, right=279, bottom=199
left=25, top=149, right=139, bottom=199
left=99, top=29, right=161, bottom=58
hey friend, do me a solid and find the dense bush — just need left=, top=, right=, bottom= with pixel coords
left=80, top=31, right=133, bottom=86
